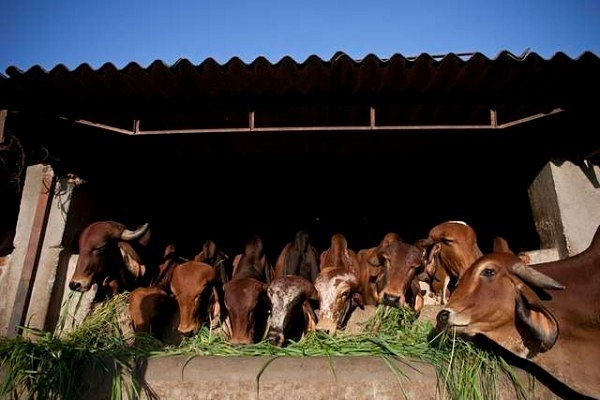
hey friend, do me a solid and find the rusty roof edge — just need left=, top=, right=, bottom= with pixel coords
left=3, top=50, right=599, bottom=77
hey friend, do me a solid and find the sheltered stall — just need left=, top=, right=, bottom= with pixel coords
left=0, top=50, right=599, bottom=398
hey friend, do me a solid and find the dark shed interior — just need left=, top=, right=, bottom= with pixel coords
left=1, top=51, right=599, bottom=261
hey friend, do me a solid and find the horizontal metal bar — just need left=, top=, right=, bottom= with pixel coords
left=68, top=108, right=564, bottom=136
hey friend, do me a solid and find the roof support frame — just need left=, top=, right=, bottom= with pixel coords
left=64, top=107, right=564, bottom=136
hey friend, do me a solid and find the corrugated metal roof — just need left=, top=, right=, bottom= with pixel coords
left=1, top=50, right=599, bottom=132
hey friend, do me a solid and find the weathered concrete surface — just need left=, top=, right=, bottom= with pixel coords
left=78, top=354, right=566, bottom=400
left=528, top=160, right=600, bottom=258
left=0, top=164, right=51, bottom=337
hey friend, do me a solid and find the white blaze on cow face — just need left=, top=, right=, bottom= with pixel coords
left=314, top=268, right=359, bottom=335
left=266, top=275, right=316, bottom=346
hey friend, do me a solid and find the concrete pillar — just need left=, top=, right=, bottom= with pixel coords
left=0, top=164, right=90, bottom=338
left=0, top=164, right=54, bottom=337
left=528, top=159, right=600, bottom=259
left=24, top=173, right=83, bottom=336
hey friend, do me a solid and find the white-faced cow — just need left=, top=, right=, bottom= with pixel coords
left=314, top=233, right=364, bottom=335
left=273, top=230, right=320, bottom=283
left=69, top=221, right=155, bottom=298
left=436, top=224, right=600, bottom=399
left=265, top=275, right=319, bottom=347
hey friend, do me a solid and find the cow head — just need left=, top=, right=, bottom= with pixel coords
left=283, top=230, right=320, bottom=282
left=170, top=260, right=219, bottom=336
left=421, top=220, right=483, bottom=279
left=371, top=240, right=425, bottom=312
left=69, top=221, right=150, bottom=293
left=223, top=277, right=269, bottom=344
left=266, top=275, right=319, bottom=346
left=314, top=267, right=363, bottom=335
left=436, top=252, right=565, bottom=358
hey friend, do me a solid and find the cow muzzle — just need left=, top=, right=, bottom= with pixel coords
left=68, top=279, right=92, bottom=292
left=381, top=292, right=406, bottom=308
left=266, top=328, right=285, bottom=347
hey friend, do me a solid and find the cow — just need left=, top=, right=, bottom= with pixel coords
left=265, top=275, right=319, bottom=346
left=314, top=233, right=364, bottom=335
left=231, top=235, right=273, bottom=283
left=314, top=266, right=363, bottom=336
left=128, top=243, right=183, bottom=341
left=222, top=235, right=273, bottom=344
left=194, top=239, right=232, bottom=284
left=193, top=239, right=231, bottom=322
left=417, top=221, right=484, bottom=304
left=223, top=277, right=269, bottom=345
left=68, top=220, right=156, bottom=298
left=357, top=232, right=403, bottom=305
left=129, top=243, right=224, bottom=341
left=170, top=259, right=222, bottom=336
left=435, top=224, right=600, bottom=399
left=368, top=240, right=425, bottom=313
left=272, top=230, right=320, bottom=283
left=319, top=233, right=361, bottom=274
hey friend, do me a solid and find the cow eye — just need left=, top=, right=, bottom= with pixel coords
left=481, top=268, right=496, bottom=278
left=441, top=238, right=453, bottom=245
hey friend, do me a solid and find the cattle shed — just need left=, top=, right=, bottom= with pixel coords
left=0, top=50, right=600, bottom=399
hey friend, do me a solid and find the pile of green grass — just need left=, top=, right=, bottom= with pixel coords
left=0, top=294, right=529, bottom=400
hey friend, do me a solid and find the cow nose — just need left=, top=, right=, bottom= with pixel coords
left=436, top=309, right=450, bottom=326
left=267, top=330, right=285, bottom=347
left=69, top=281, right=81, bottom=291
left=382, top=293, right=400, bottom=306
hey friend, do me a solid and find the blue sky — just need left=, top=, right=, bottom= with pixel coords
left=1, top=0, right=599, bottom=72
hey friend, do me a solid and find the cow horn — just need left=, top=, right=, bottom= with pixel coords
left=511, top=262, right=565, bottom=290
left=121, top=223, right=149, bottom=241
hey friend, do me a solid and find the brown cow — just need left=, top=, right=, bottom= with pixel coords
left=436, top=224, right=600, bottom=399
left=170, top=260, right=222, bottom=336
left=265, top=275, right=319, bottom=346
left=369, top=240, right=425, bottom=313
left=231, top=235, right=273, bottom=283
left=357, top=232, right=402, bottom=305
left=194, top=239, right=232, bottom=284
left=222, top=235, right=272, bottom=344
left=129, top=243, right=182, bottom=341
left=272, top=230, right=320, bottom=283
left=68, top=221, right=154, bottom=297
left=418, top=220, right=483, bottom=304
left=223, top=277, right=269, bottom=344
left=319, top=233, right=361, bottom=274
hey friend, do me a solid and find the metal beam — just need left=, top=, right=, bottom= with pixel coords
left=68, top=108, right=564, bottom=136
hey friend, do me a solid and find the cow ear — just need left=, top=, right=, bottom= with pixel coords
left=515, top=290, right=559, bottom=354
left=493, top=236, right=514, bottom=254
left=118, top=242, right=146, bottom=278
